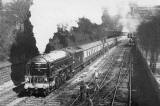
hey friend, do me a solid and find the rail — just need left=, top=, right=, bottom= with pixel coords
left=70, top=46, right=124, bottom=106
left=91, top=53, right=116, bottom=101
left=70, top=49, right=116, bottom=106
left=90, top=47, right=130, bottom=106
left=111, top=49, right=128, bottom=106
left=129, top=53, right=133, bottom=106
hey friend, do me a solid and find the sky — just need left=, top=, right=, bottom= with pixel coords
left=3, top=0, right=160, bottom=53
left=2, top=0, right=12, bottom=4
left=29, top=0, right=131, bottom=53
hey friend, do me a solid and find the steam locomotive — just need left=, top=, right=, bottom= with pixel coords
left=24, top=36, right=124, bottom=95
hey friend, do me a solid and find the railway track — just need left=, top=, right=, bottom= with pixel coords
left=69, top=45, right=126, bottom=106
left=68, top=43, right=131, bottom=106
left=90, top=47, right=131, bottom=106
left=110, top=48, right=130, bottom=106
left=0, top=41, right=130, bottom=106
left=14, top=45, right=122, bottom=106
left=128, top=51, right=133, bottom=106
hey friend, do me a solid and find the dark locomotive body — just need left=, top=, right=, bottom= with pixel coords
left=24, top=36, right=124, bottom=94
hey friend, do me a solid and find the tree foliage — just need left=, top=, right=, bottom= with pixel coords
left=45, top=15, right=121, bottom=52
left=0, top=0, right=38, bottom=62
left=46, top=17, right=102, bottom=51
left=5, top=0, right=32, bottom=23
left=10, top=12, right=39, bottom=63
left=137, top=14, right=160, bottom=73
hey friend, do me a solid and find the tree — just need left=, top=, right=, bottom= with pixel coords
left=77, top=18, right=93, bottom=34
left=5, top=0, right=32, bottom=23
left=45, top=17, right=113, bottom=52
left=0, top=0, right=33, bottom=61
left=10, top=12, right=39, bottom=63
left=137, top=15, right=160, bottom=73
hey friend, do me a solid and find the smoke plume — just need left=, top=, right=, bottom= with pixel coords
left=30, top=0, right=160, bottom=53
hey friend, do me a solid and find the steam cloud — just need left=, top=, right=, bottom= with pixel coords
left=29, top=0, right=160, bottom=53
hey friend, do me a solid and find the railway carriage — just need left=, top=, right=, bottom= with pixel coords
left=79, top=41, right=103, bottom=65
left=65, top=47, right=84, bottom=71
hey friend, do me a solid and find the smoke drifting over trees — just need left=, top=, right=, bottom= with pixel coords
left=101, top=9, right=122, bottom=31
left=32, top=0, right=159, bottom=53
left=30, top=0, right=142, bottom=53
left=45, top=15, right=122, bottom=52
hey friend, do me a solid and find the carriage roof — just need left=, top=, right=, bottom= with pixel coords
left=30, top=50, right=69, bottom=63
left=78, top=41, right=103, bottom=50
left=65, top=47, right=83, bottom=53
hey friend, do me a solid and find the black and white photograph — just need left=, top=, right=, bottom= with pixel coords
left=0, top=0, right=160, bottom=106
